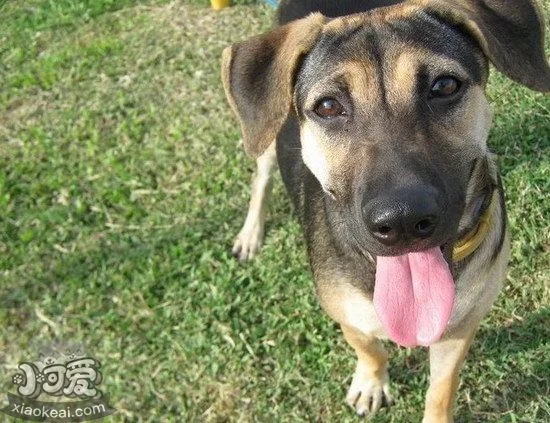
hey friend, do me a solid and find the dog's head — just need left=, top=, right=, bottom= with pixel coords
left=222, top=0, right=549, bottom=259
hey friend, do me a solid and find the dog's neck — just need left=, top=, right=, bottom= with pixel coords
left=452, top=191, right=497, bottom=262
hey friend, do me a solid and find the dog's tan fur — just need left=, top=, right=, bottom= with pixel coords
left=232, top=142, right=277, bottom=261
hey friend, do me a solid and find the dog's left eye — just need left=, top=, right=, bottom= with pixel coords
left=430, top=76, right=461, bottom=98
left=314, top=98, right=345, bottom=118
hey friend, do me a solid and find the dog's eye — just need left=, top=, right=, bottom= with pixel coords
left=314, top=98, right=345, bottom=118
left=430, top=76, right=461, bottom=98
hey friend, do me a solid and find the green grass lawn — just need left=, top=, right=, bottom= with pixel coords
left=0, top=0, right=549, bottom=421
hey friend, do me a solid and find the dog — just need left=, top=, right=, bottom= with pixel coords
left=221, top=0, right=550, bottom=421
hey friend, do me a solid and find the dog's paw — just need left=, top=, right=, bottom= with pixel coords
left=232, top=223, right=263, bottom=262
left=346, top=367, right=393, bottom=416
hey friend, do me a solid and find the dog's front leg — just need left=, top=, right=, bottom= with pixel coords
left=232, top=142, right=277, bottom=261
left=342, top=324, right=393, bottom=416
left=422, top=325, right=478, bottom=423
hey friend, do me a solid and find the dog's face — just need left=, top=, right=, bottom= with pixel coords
left=223, top=0, right=550, bottom=258
left=295, top=10, right=493, bottom=257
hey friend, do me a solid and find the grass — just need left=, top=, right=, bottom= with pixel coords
left=0, top=0, right=548, bottom=421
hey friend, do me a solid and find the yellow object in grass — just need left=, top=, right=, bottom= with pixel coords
left=211, top=0, right=231, bottom=9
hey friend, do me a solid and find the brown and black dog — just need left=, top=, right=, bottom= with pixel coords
left=221, top=0, right=550, bottom=421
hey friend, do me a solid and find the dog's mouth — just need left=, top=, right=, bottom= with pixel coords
left=371, top=191, right=494, bottom=348
left=373, top=246, right=455, bottom=347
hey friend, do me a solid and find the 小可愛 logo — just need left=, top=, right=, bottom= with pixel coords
left=1, top=346, right=116, bottom=422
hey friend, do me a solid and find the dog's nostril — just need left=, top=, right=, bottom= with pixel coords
left=377, top=225, right=393, bottom=235
left=373, top=225, right=398, bottom=245
left=415, top=219, right=432, bottom=232
left=414, top=217, right=436, bottom=237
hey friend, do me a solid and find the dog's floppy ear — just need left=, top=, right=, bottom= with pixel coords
left=415, top=0, right=550, bottom=92
left=221, top=13, right=326, bottom=158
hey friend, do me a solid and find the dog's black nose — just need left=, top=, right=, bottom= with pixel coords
left=363, top=188, right=440, bottom=246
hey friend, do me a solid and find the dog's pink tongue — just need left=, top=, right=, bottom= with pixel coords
left=374, top=247, right=454, bottom=347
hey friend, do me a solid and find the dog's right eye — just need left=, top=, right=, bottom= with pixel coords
left=314, top=98, right=345, bottom=119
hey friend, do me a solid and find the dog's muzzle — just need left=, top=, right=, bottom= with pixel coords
left=362, top=186, right=441, bottom=249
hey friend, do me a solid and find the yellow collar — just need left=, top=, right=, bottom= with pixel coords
left=452, top=191, right=497, bottom=262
